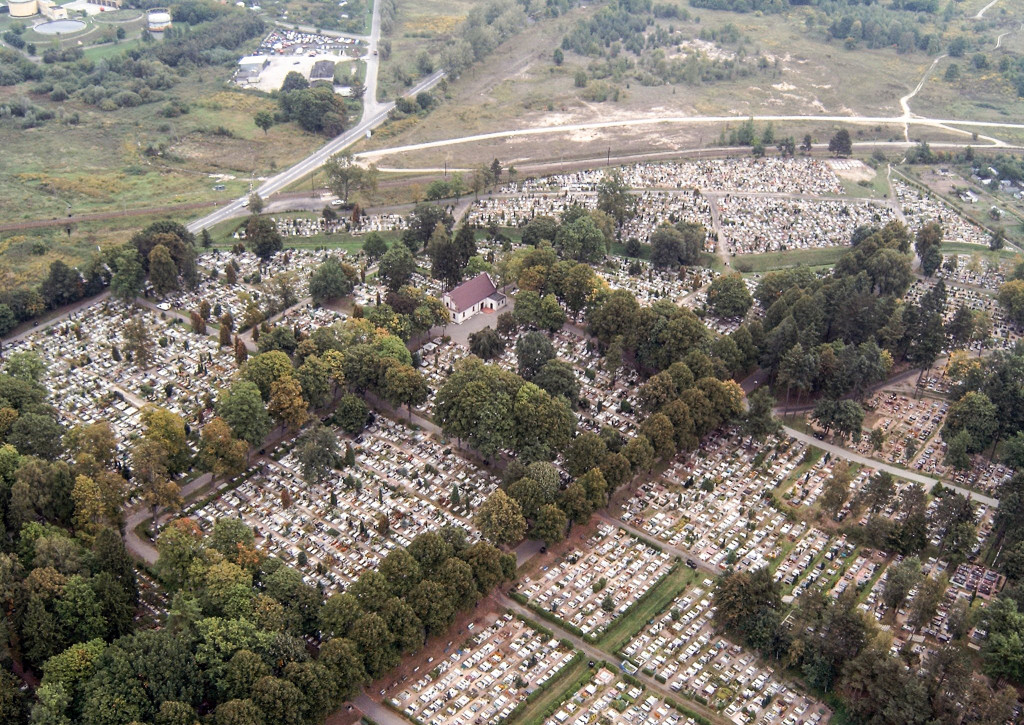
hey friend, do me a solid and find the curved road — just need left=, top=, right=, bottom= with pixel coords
left=782, top=425, right=999, bottom=508
left=352, top=112, right=1024, bottom=166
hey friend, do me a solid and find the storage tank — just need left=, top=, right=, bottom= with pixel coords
left=147, top=8, right=171, bottom=31
left=8, top=0, right=39, bottom=18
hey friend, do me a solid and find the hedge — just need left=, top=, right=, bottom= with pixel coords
left=502, top=651, right=584, bottom=725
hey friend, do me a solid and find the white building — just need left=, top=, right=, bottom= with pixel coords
left=442, top=273, right=506, bottom=324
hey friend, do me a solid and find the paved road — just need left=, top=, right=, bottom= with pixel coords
left=1, top=291, right=110, bottom=347
left=599, top=512, right=721, bottom=579
left=781, top=425, right=999, bottom=508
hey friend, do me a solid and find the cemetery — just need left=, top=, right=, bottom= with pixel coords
left=513, top=524, right=674, bottom=637
left=388, top=613, right=577, bottom=725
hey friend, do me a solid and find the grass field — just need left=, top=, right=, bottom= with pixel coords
left=205, top=212, right=404, bottom=254
left=840, top=166, right=892, bottom=200
left=597, top=565, right=695, bottom=655
left=732, top=247, right=847, bottom=274
left=505, top=655, right=591, bottom=725
left=0, top=212, right=189, bottom=289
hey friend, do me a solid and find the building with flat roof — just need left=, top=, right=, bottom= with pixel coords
left=309, top=59, right=335, bottom=82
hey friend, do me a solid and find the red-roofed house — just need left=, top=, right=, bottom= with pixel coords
left=442, top=273, right=506, bottom=324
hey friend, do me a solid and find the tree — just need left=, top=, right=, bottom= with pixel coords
left=533, top=360, right=580, bottom=407
left=384, top=365, right=429, bottom=418
left=998, top=279, right=1024, bottom=326
left=362, top=232, right=388, bottom=260
left=821, top=462, right=852, bottom=518
left=253, top=111, right=274, bottom=135
left=475, top=490, right=527, bottom=546
left=110, top=247, right=145, bottom=302
left=521, top=216, right=558, bottom=246
left=468, top=327, right=504, bottom=360
left=244, top=216, right=282, bottom=260
left=945, top=428, right=973, bottom=471
left=402, top=204, right=454, bottom=253
left=242, top=351, right=294, bottom=401
left=942, top=391, right=998, bottom=454
left=333, top=394, right=369, bottom=434
left=309, top=257, right=355, bottom=304
left=292, top=423, right=339, bottom=486
left=596, top=171, right=637, bottom=227
left=123, top=316, right=154, bottom=369
left=882, top=556, right=921, bottom=614
left=268, top=377, right=308, bottom=433
left=281, top=70, right=309, bottom=91
left=296, top=354, right=331, bottom=409
left=910, top=574, right=946, bottom=629
left=200, top=417, right=249, bottom=480
left=251, top=676, right=303, bottom=725
left=218, top=380, right=271, bottom=449
left=533, top=504, right=567, bottom=546
left=743, top=388, right=779, bottom=441
left=622, top=434, right=655, bottom=473
left=828, top=129, right=852, bottom=157
left=378, top=245, right=416, bottom=291
left=862, top=471, right=895, bottom=512
left=141, top=405, right=189, bottom=474
left=650, top=225, right=699, bottom=268
left=247, top=192, right=264, bottom=215
left=713, top=568, right=781, bottom=642
left=325, top=152, right=378, bottom=203
left=706, top=274, right=752, bottom=318
left=515, top=331, right=555, bottom=380
left=427, top=222, right=462, bottom=288
left=555, top=215, right=606, bottom=263
left=351, top=612, right=399, bottom=676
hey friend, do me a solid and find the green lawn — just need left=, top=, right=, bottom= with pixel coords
left=840, top=167, right=891, bottom=199
left=597, top=565, right=695, bottom=655
left=83, top=39, right=143, bottom=61
left=206, top=213, right=403, bottom=254
left=505, top=656, right=591, bottom=725
left=732, top=247, right=847, bottom=274
left=940, top=241, right=1019, bottom=261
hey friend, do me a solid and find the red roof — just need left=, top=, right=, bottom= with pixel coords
left=445, top=273, right=497, bottom=313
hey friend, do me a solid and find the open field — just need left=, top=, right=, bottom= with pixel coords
left=732, top=247, right=848, bottom=274
left=377, top=0, right=477, bottom=100
left=0, top=212, right=188, bottom=289
left=358, top=2, right=943, bottom=161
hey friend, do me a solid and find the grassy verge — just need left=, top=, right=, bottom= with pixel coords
left=732, top=247, right=846, bottom=274
left=939, top=241, right=1018, bottom=260
left=597, top=563, right=693, bottom=654
left=503, top=654, right=590, bottom=725
left=839, top=167, right=891, bottom=199
left=205, top=214, right=403, bottom=253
